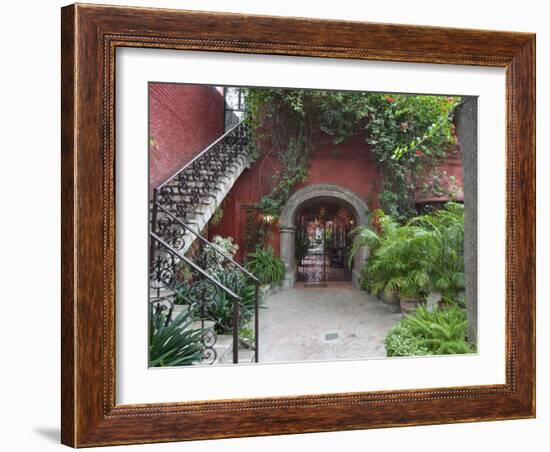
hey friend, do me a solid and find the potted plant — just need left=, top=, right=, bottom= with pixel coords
left=245, top=246, right=286, bottom=298
left=381, top=288, right=400, bottom=313
left=398, top=285, right=424, bottom=315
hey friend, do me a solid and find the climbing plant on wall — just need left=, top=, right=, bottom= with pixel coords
left=245, top=88, right=461, bottom=224
left=245, top=89, right=315, bottom=218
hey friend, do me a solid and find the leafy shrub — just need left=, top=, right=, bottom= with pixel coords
left=384, top=322, right=430, bottom=357
left=350, top=211, right=430, bottom=299
left=408, top=202, right=465, bottom=297
left=239, top=326, right=255, bottom=349
left=246, top=89, right=460, bottom=220
left=205, top=270, right=257, bottom=334
left=149, top=308, right=204, bottom=367
left=200, top=235, right=239, bottom=273
left=351, top=202, right=465, bottom=301
left=246, top=246, right=285, bottom=285
left=385, top=305, right=474, bottom=357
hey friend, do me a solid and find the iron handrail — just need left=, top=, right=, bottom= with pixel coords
left=150, top=116, right=259, bottom=363
left=151, top=232, right=242, bottom=363
left=150, top=232, right=241, bottom=301
left=152, top=205, right=260, bottom=362
left=154, top=202, right=260, bottom=284
left=156, top=117, right=249, bottom=190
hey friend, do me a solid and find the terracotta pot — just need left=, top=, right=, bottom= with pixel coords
left=399, top=296, right=421, bottom=315
left=381, top=290, right=401, bottom=313
left=382, top=290, right=399, bottom=304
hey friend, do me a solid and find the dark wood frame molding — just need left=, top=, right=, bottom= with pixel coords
left=61, top=3, right=536, bottom=447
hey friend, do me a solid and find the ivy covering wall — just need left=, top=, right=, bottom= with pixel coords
left=245, top=88, right=461, bottom=223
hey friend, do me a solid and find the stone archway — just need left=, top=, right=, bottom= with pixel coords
left=279, top=184, right=369, bottom=289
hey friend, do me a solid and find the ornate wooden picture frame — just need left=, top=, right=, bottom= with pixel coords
left=61, top=3, right=535, bottom=447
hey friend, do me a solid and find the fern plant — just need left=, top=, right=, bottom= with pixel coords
left=149, top=307, right=205, bottom=367
left=385, top=305, right=474, bottom=357
left=406, top=305, right=473, bottom=354
left=245, top=246, right=286, bottom=285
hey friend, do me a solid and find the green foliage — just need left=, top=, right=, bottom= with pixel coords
left=149, top=308, right=204, bottom=367
left=351, top=203, right=465, bottom=301
left=245, top=88, right=461, bottom=221
left=363, top=94, right=460, bottom=221
left=244, top=209, right=270, bottom=254
left=245, top=89, right=314, bottom=218
left=408, top=202, right=465, bottom=297
left=239, top=326, right=255, bottom=348
left=245, top=246, right=286, bottom=285
left=206, top=270, right=258, bottom=335
left=210, top=206, right=224, bottom=226
left=199, top=235, right=239, bottom=274
left=173, top=282, right=192, bottom=305
left=385, top=305, right=474, bottom=357
left=350, top=210, right=429, bottom=298
left=384, top=322, right=430, bottom=357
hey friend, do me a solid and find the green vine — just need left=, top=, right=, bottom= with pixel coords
left=244, top=88, right=461, bottom=223
left=245, top=89, right=317, bottom=218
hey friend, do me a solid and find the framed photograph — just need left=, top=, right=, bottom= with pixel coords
left=61, top=3, right=535, bottom=447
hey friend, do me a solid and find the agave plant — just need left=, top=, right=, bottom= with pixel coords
left=149, top=307, right=205, bottom=367
left=245, top=246, right=285, bottom=285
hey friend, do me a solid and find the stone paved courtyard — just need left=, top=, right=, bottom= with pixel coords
left=258, top=282, right=403, bottom=363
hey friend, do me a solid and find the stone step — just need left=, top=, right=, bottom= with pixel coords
left=171, top=304, right=188, bottom=316
left=210, top=335, right=256, bottom=365
left=213, top=335, right=233, bottom=364
left=167, top=192, right=216, bottom=202
left=237, top=348, right=256, bottom=364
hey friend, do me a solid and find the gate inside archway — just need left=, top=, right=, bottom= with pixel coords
left=295, top=202, right=354, bottom=283
left=278, top=184, right=369, bottom=289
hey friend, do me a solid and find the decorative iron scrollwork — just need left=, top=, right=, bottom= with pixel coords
left=153, top=120, right=250, bottom=222
left=148, top=119, right=258, bottom=366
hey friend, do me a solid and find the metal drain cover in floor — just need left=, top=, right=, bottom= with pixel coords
left=325, top=333, right=339, bottom=341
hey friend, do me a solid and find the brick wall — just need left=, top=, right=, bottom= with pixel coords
left=149, top=83, right=225, bottom=190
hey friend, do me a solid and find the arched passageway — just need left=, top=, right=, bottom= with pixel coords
left=279, top=184, right=369, bottom=289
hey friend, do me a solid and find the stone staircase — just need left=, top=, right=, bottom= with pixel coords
left=149, top=119, right=259, bottom=366
left=152, top=119, right=251, bottom=256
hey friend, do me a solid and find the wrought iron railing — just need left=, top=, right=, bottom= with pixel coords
left=149, top=118, right=259, bottom=365
left=152, top=119, right=250, bottom=222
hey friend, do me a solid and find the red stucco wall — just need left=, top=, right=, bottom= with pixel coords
left=149, top=83, right=225, bottom=190
left=210, top=135, right=463, bottom=263
left=210, top=137, right=382, bottom=262
left=294, top=139, right=381, bottom=207
left=415, top=149, right=464, bottom=203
